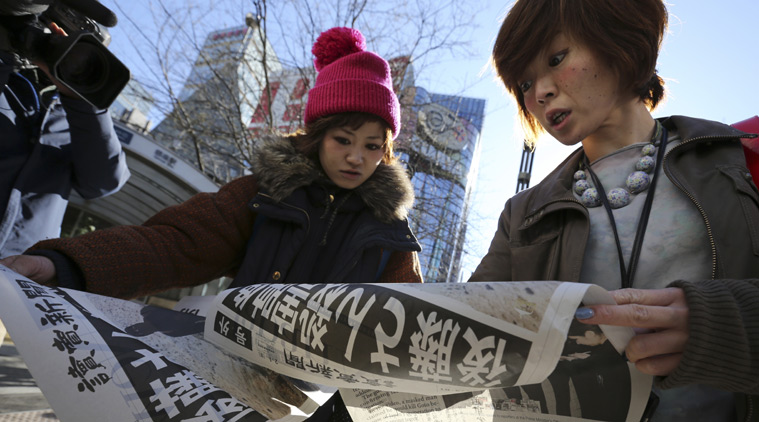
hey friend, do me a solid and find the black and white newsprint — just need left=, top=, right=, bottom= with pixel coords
left=0, top=265, right=653, bottom=422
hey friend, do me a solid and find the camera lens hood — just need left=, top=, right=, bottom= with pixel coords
left=50, top=32, right=130, bottom=108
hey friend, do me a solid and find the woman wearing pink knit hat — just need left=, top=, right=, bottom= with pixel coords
left=1, top=27, right=420, bottom=421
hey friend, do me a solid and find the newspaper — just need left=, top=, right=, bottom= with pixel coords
left=0, top=265, right=323, bottom=421
left=0, top=317, right=6, bottom=348
left=0, top=264, right=653, bottom=421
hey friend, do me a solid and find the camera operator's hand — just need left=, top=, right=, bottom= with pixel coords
left=32, top=21, right=79, bottom=98
left=0, top=254, right=57, bottom=285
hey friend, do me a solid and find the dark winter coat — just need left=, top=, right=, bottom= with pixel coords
left=0, top=57, right=130, bottom=258
left=232, top=135, right=421, bottom=287
left=30, top=135, right=422, bottom=298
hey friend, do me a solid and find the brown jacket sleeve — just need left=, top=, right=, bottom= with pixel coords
left=660, top=278, right=759, bottom=394
left=468, top=199, right=513, bottom=282
left=30, top=176, right=260, bottom=299
left=377, top=250, right=423, bottom=283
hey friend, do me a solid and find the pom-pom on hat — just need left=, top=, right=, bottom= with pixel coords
left=305, top=27, right=401, bottom=138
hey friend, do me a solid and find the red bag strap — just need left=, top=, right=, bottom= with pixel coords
left=731, top=116, right=759, bottom=187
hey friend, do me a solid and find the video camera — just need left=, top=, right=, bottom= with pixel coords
left=0, top=0, right=130, bottom=109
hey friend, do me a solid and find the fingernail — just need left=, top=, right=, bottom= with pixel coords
left=575, top=307, right=595, bottom=320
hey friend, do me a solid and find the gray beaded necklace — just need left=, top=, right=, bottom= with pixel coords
left=573, top=122, right=663, bottom=209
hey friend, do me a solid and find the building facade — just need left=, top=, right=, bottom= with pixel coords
left=398, top=88, right=485, bottom=283
left=110, top=79, right=155, bottom=133
left=151, top=17, right=283, bottom=184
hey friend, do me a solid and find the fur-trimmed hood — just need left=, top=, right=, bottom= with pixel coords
left=250, top=135, right=415, bottom=224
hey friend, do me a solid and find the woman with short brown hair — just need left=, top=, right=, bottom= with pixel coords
left=472, top=1, right=759, bottom=420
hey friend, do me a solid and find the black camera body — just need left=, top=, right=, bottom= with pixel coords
left=0, top=0, right=130, bottom=109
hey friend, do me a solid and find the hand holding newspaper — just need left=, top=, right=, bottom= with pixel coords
left=0, top=264, right=653, bottom=422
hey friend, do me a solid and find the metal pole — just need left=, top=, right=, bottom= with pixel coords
left=516, top=141, right=535, bottom=193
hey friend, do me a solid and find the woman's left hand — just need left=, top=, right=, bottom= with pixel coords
left=575, top=287, right=689, bottom=376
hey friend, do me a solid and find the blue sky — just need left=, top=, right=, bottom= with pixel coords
left=99, top=0, right=759, bottom=279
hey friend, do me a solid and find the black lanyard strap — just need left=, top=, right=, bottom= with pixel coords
left=583, top=122, right=668, bottom=289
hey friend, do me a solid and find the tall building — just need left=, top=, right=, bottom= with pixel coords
left=151, top=16, right=283, bottom=184
left=152, top=19, right=486, bottom=283
left=110, top=78, right=155, bottom=132
left=398, top=87, right=485, bottom=283
left=247, top=67, right=313, bottom=137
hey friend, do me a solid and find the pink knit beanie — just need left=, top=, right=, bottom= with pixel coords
left=304, top=27, right=401, bottom=139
